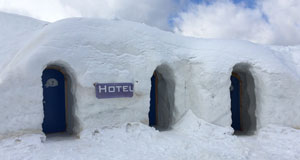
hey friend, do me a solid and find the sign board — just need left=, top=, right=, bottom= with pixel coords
left=94, top=83, right=134, bottom=99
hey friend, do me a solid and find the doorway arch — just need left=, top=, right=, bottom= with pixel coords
left=42, top=66, right=77, bottom=135
left=149, top=65, right=175, bottom=131
left=230, top=63, right=257, bottom=134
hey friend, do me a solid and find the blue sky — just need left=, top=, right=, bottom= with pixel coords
left=189, top=0, right=256, bottom=8
left=232, top=0, right=256, bottom=8
left=169, top=0, right=257, bottom=28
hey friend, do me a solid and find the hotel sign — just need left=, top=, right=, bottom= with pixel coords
left=95, top=83, right=134, bottom=99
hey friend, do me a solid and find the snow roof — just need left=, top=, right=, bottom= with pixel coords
left=0, top=12, right=47, bottom=70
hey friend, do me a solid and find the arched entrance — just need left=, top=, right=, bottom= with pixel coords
left=149, top=65, right=175, bottom=131
left=230, top=64, right=257, bottom=134
left=42, top=68, right=67, bottom=134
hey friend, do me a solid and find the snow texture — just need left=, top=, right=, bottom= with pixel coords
left=1, top=111, right=300, bottom=160
left=0, top=12, right=47, bottom=71
left=0, top=12, right=300, bottom=142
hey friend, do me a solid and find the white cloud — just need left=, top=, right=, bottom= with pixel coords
left=173, top=0, right=300, bottom=45
left=1, top=0, right=300, bottom=45
left=259, top=0, right=300, bottom=45
left=0, top=0, right=178, bottom=30
left=0, top=0, right=81, bottom=22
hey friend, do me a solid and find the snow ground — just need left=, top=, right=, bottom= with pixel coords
left=1, top=111, right=299, bottom=160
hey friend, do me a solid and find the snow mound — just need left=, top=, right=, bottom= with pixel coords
left=0, top=14, right=300, bottom=136
left=75, top=120, right=248, bottom=160
left=172, top=110, right=247, bottom=159
left=0, top=12, right=300, bottom=160
left=80, top=122, right=158, bottom=141
left=173, top=109, right=234, bottom=136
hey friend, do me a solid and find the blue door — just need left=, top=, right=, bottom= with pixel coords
left=230, top=75, right=241, bottom=131
left=42, top=69, right=66, bottom=134
left=149, top=73, right=157, bottom=126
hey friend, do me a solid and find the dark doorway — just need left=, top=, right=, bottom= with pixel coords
left=230, top=64, right=257, bottom=134
left=42, top=68, right=67, bottom=134
left=148, top=65, right=175, bottom=131
left=149, top=72, right=157, bottom=127
left=230, top=73, right=241, bottom=131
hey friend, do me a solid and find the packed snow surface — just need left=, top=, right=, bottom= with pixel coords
left=1, top=111, right=300, bottom=160
left=0, top=12, right=47, bottom=70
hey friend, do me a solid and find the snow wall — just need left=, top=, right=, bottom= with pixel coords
left=0, top=12, right=300, bottom=137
